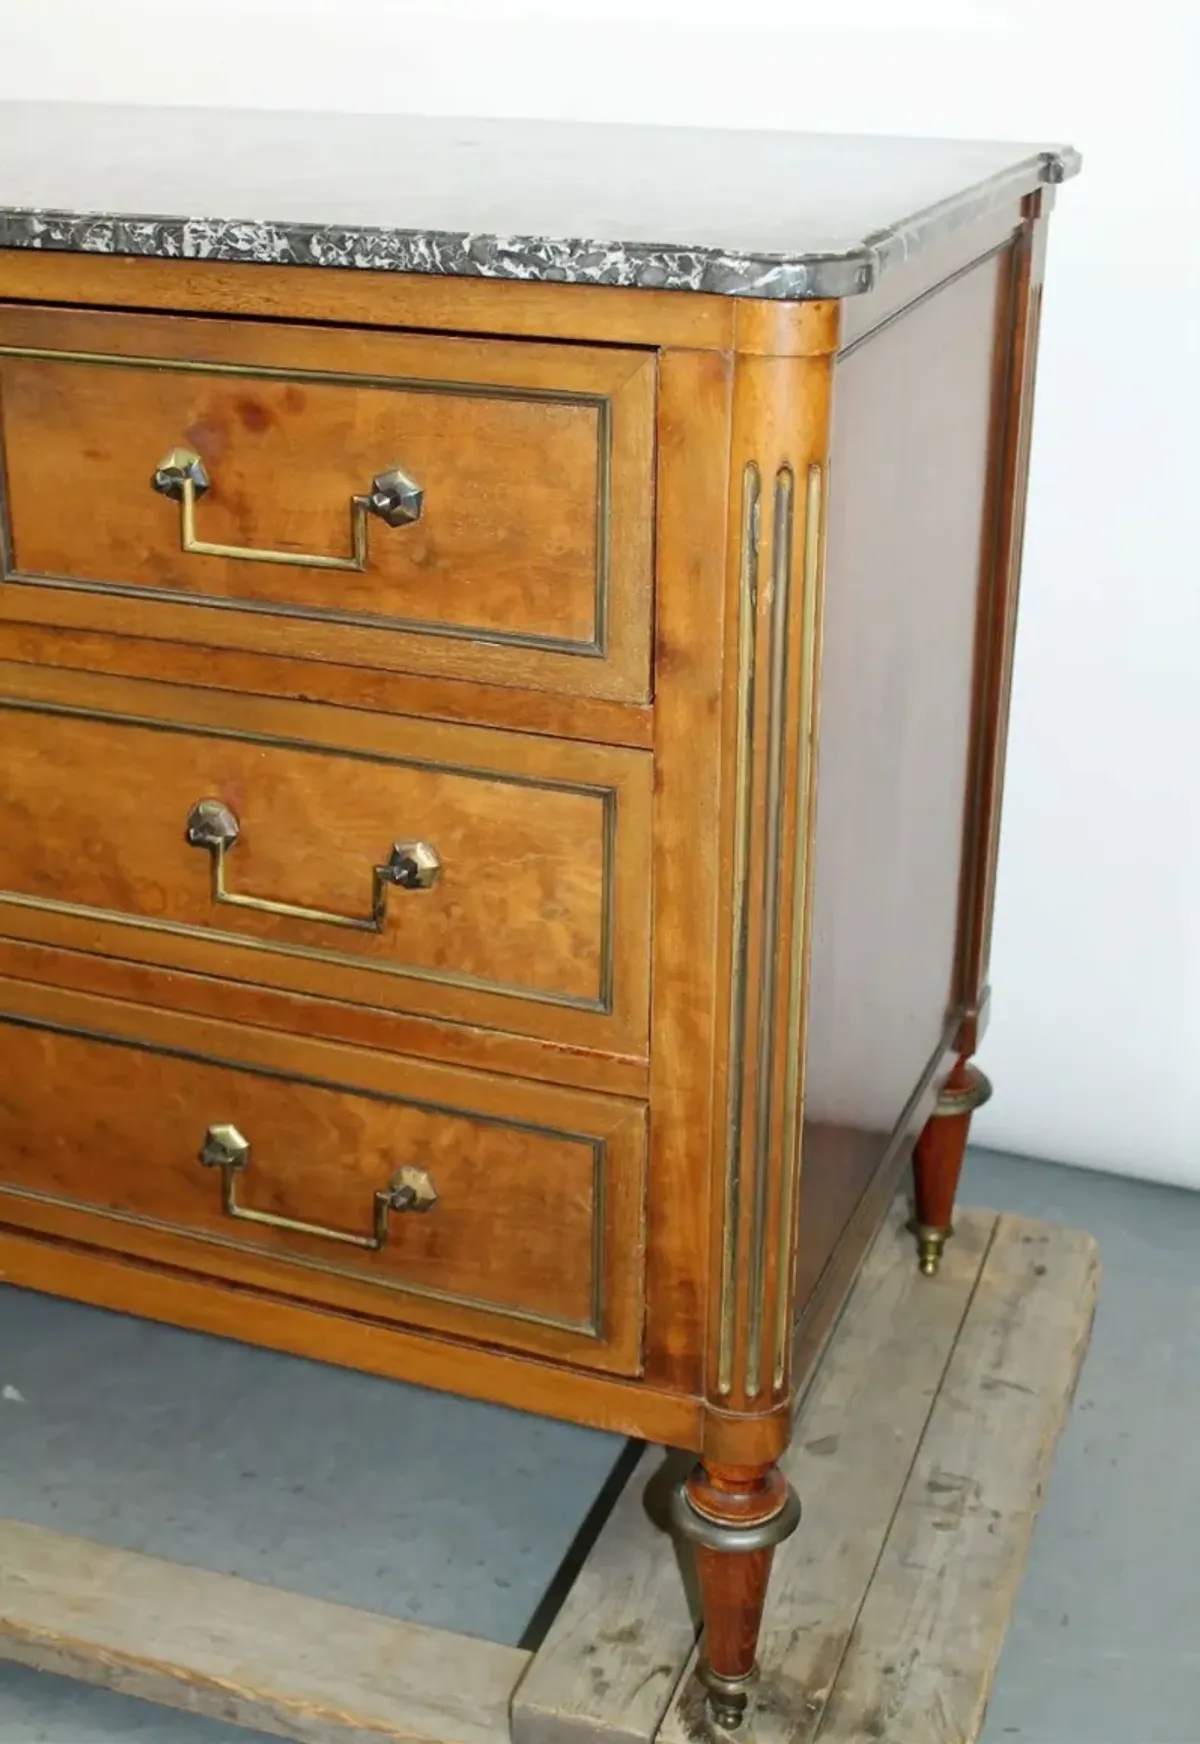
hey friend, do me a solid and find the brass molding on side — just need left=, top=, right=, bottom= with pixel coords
left=716, top=460, right=762, bottom=1399
left=0, top=343, right=615, bottom=663
left=743, top=464, right=795, bottom=1400
left=772, top=461, right=827, bottom=1393
left=715, top=458, right=828, bottom=1404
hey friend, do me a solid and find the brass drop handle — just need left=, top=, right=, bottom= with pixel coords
left=152, top=446, right=423, bottom=572
left=186, top=799, right=441, bottom=933
left=199, top=1123, right=437, bottom=1250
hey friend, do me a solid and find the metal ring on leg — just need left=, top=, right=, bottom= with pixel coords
left=928, top=1064, right=993, bottom=1121
left=670, top=1481, right=802, bottom=1555
left=671, top=1479, right=802, bottom=1725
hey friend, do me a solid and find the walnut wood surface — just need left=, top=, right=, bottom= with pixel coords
left=0, top=620, right=655, bottom=749
left=793, top=239, right=1018, bottom=1351
left=0, top=974, right=646, bottom=1373
left=0, top=250, right=845, bottom=353
left=0, top=186, right=1056, bottom=1538
left=0, top=304, right=656, bottom=702
left=0, top=660, right=651, bottom=1056
left=0, top=934, right=650, bottom=1099
left=642, top=346, right=734, bottom=1399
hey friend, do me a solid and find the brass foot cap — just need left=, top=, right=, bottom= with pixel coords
left=700, top=1666, right=755, bottom=1730
left=910, top=1220, right=950, bottom=1277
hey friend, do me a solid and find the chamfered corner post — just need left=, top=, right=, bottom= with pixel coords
left=670, top=1461, right=802, bottom=1727
left=678, top=307, right=837, bottom=1727
left=910, top=1056, right=993, bottom=1275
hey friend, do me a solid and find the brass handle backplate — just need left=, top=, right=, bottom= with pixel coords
left=152, top=446, right=423, bottom=571
left=186, top=799, right=441, bottom=933
left=199, top=1123, right=437, bottom=1250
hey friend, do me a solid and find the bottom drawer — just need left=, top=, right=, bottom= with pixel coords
left=0, top=985, right=646, bottom=1373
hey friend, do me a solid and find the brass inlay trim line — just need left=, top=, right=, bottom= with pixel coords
left=0, top=344, right=613, bottom=661
left=773, top=461, right=826, bottom=1392
left=744, top=465, right=794, bottom=1400
left=0, top=1178, right=600, bottom=1337
left=716, top=461, right=761, bottom=1398
left=0, top=694, right=618, bottom=1019
left=0, top=1007, right=609, bottom=1339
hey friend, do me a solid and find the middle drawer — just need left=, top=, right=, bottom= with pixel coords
left=0, top=670, right=652, bottom=1056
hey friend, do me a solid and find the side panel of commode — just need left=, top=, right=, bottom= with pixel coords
left=793, top=238, right=1021, bottom=1362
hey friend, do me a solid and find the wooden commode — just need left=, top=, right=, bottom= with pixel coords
left=0, top=105, right=1077, bottom=1728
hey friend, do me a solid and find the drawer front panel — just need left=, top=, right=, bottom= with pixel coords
left=0, top=305, right=655, bottom=701
left=0, top=674, right=652, bottom=1055
left=0, top=995, right=647, bottom=1371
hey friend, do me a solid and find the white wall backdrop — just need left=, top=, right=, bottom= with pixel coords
left=1, top=0, right=1196, bottom=1187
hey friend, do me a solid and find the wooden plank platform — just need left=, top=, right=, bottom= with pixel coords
left=0, top=1205, right=1097, bottom=1744
left=659, top=1209, right=1099, bottom=1744
left=0, top=1518, right=523, bottom=1744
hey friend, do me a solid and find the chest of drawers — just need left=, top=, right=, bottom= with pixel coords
left=0, top=104, right=1076, bottom=1725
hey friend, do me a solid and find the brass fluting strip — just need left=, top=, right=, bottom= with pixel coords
left=773, top=462, right=826, bottom=1391
left=716, top=461, right=761, bottom=1398
left=744, top=466, right=794, bottom=1400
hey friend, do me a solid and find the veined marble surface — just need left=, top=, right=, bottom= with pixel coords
left=0, top=104, right=1079, bottom=300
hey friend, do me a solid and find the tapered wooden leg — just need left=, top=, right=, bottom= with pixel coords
left=911, top=1056, right=993, bottom=1275
left=671, top=1462, right=801, bottom=1727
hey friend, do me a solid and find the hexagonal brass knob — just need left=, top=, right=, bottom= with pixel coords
left=186, top=799, right=241, bottom=853
left=367, top=466, right=424, bottom=527
left=386, top=1166, right=439, bottom=1213
left=382, top=840, right=442, bottom=891
left=152, top=446, right=211, bottom=501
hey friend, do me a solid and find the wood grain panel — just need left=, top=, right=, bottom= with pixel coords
left=0, top=978, right=647, bottom=1372
left=0, top=620, right=655, bottom=748
left=0, top=662, right=652, bottom=1055
left=0, top=249, right=737, bottom=349
left=0, top=935, right=650, bottom=1098
left=0, top=304, right=655, bottom=701
left=642, top=347, right=733, bottom=1398
left=794, top=246, right=1016, bottom=1340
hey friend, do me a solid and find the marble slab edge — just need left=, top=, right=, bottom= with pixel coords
left=0, top=148, right=1078, bottom=301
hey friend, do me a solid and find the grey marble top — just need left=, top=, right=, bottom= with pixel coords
left=0, top=104, right=1079, bottom=302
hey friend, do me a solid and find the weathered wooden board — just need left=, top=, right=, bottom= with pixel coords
left=813, top=1217, right=1099, bottom=1744
left=660, top=1210, right=1098, bottom=1744
left=511, top=1443, right=700, bottom=1744
left=0, top=1205, right=1097, bottom=1744
left=0, top=1519, right=524, bottom=1744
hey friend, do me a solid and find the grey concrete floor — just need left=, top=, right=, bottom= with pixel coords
left=0, top=1146, right=1196, bottom=1743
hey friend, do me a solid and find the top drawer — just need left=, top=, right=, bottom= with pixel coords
left=0, top=305, right=656, bottom=702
